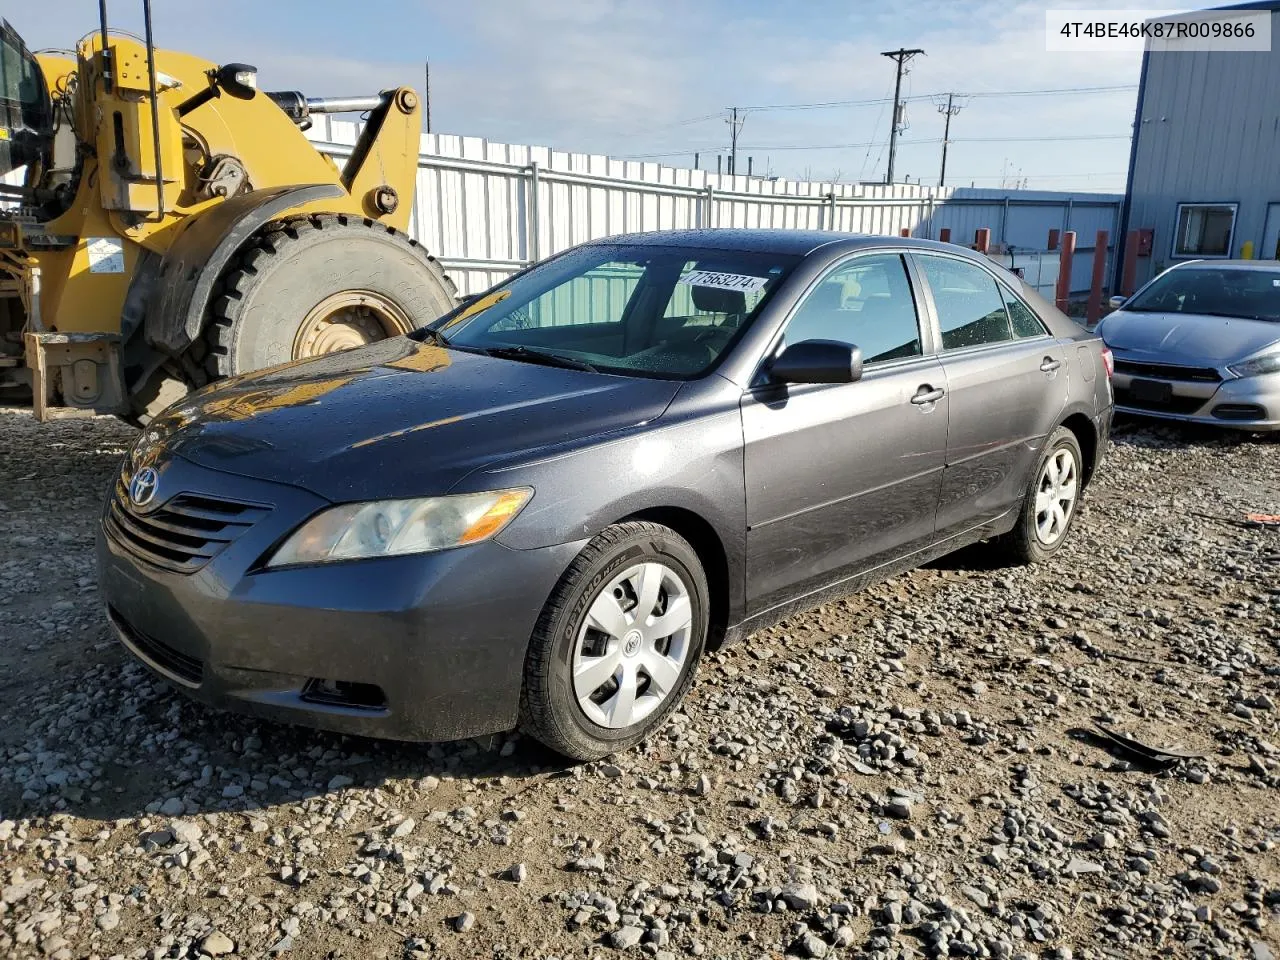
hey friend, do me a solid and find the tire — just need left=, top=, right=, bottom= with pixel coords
left=204, top=214, right=456, bottom=378
left=520, top=522, right=709, bottom=762
left=996, top=425, right=1084, bottom=564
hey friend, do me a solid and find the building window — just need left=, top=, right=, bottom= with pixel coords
left=1172, top=203, right=1237, bottom=258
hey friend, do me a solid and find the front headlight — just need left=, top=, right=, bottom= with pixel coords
left=267, top=488, right=532, bottom=567
left=1227, top=351, right=1280, bottom=378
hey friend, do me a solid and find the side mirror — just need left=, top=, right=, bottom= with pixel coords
left=769, top=339, right=863, bottom=385
left=1108, top=295, right=1127, bottom=310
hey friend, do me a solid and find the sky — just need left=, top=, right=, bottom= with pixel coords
left=11, top=0, right=1162, bottom=192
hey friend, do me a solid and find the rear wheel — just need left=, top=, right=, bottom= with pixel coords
left=520, top=522, right=708, bottom=761
left=996, top=425, right=1083, bottom=564
left=204, top=213, right=455, bottom=378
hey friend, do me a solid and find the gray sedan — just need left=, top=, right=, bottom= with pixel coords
left=98, top=230, right=1113, bottom=761
left=1099, top=261, right=1280, bottom=430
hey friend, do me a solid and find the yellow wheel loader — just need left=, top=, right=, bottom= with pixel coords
left=0, top=2, right=456, bottom=423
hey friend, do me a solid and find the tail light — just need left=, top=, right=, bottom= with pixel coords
left=1100, top=347, right=1114, bottom=379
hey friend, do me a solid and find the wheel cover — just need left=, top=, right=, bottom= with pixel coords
left=292, top=290, right=413, bottom=359
left=1034, top=447, right=1078, bottom=546
left=572, top=561, right=693, bottom=730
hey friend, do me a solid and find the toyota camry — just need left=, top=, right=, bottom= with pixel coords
left=99, top=230, right=1113, bottom=761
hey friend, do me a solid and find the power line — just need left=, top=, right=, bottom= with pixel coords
left=735, top=83, right=1137, bottom=113
left=732, top=133, right=1131, bottom=152
left=937, top=92, right=963, bottom=187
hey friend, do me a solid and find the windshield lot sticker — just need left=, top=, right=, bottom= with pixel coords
left=678, top=270, right=769, bottom=292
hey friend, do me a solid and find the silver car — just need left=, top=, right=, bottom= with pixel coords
left=1099, top=261, right=1280, bottom=431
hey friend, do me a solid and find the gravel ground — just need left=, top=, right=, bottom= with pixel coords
left=1, top=406, right=1278, bottom=960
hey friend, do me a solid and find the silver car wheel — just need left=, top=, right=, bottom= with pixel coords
left=1034, top=448, right=1078, bottom=546
left=572, top=561, right=693, bottom=730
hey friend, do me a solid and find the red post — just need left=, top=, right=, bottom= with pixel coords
left=1085, top=230, right=1109, bottom=326
left=1121, top=229, right=1140, bottom=295
left=939, top=227, right=952, bottom=243
left=899, top=227, right=910, bottom=237
left=974, top=228, right=990, bottom=254
left=1055, top=231, right=1076, bottom=311
left=1047, top=228, right=1060, bottom=251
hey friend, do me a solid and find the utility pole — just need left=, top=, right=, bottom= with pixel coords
left=937, top=92, right=962, bottom=187
left=726, top=107, right=745, bottom=176
left=880, top=47, right=924, bottom=185
left=423, top=60, right=433, bottom=133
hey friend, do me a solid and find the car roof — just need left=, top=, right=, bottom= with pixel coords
left=1172, top=260, right=1280, bottom=272
left=584, top=228, right=983, bottom=260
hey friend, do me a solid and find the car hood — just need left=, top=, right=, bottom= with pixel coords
left=1099, top=310, right=1280, bottom=366
left=147, top=338, right=682, bottom=502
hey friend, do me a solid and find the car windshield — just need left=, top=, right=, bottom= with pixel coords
left=422, top=244, right=801, bottom=379
left=1125, top=267, right=1280, bottom=322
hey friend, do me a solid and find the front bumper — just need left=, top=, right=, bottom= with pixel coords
left=97, top=455, right=583, bottom=742
left=1111, top=368, right=1280, bottom=432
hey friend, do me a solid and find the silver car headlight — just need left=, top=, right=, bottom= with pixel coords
left=267, top=488, right=533, bottom=567
left=1227, top=351, right=1280, bottom=379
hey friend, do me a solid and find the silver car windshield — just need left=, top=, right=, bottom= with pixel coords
left=426, top=245, right=800, bottom=379
left=1126, top=267, right=1280, bottom=323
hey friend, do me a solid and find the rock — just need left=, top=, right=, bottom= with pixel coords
left=453, top=911, right=476, bottom=933
left=221, top=783, right=244, bottom=799
left=961, top=886, right=991, bottom=909
left=780, top=882, right=821, bottom=910
left=569, top=853, right=607, bottom=873
left=695, top=774, right=713, bottom=797
left=201, top=931, right=236, bottom=956
left=794, top=932, right=829, bottom=958
left=327, top=774, right=354, bottom=790
left=599, top=763, right=624, bottom=778
left=505, top=862, right=528, bottom=883
left=391, top=817, right=416, bottom=838
left=1064, top=856, right=1104, bottom=877
left=886, top=797, right=912, bottom=819
left=610, top=926, right=645, bottom=949
left=1253, top=944, right=1275, bottom=960
left=159, top=797, right=185, bottom=816
left=170, top=819, right=203, bottom=845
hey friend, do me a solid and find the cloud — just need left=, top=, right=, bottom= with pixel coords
left=9, top=0, right=1154, bottom=189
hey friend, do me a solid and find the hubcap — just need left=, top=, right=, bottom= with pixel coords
left=292, top=291, right=413, bottom=359
left=1034, top=448, right=1078, bottom=546
left=572, top=561, right=693, bottom=730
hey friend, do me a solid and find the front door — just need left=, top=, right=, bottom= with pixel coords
left=910, top=252, right=1069, bottom=536
left=742, top=251, right=948, bottom=614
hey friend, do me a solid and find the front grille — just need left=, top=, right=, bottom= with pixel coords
left=105, top=478, right=270, bottom=574
left=1113, top=387, right=1206, bottom=415
left=1113, top=359, right=1222, bottom=383
left=109, top=606, right=204, bottom=686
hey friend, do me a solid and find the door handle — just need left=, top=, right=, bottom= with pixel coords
left=1040, top=357, right=1063, bottom=373
left=910, top=385, right=946, bottom=405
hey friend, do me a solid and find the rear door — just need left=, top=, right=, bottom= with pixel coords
left=741, top=251, right=948, bottom=612
left=911, top=252, right=1068, bottom=536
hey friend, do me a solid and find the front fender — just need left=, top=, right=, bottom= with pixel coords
left=142, top=184, right=343, bottom=354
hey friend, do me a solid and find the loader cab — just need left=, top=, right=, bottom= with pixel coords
left=0, top=19, right=54, bottom=200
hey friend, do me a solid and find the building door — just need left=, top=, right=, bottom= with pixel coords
left=1262, top=204, right=1280, bottom=261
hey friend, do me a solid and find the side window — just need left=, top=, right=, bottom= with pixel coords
left=488, top=261, right=643, bottom=332
left=917, top=256, right=1013, bottom=350
left=1002, top=285, right=1049, bottom=338
left=781, top=253, right=923, bottom=364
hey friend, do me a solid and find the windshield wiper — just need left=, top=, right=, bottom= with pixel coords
left=484, top=345, right=599, bottom=373
left=418, top=327, right=451, bottom=346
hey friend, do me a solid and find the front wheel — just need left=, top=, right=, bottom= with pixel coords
left=520, top=522, right=708, bottom=762
left=996, top=425, right=1084, bottom=564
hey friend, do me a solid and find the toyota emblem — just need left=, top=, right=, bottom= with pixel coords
left=128, top=467, right=159, bottom=508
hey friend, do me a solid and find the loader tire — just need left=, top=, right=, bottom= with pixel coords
left=204, top=214, right=456, bottom=378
